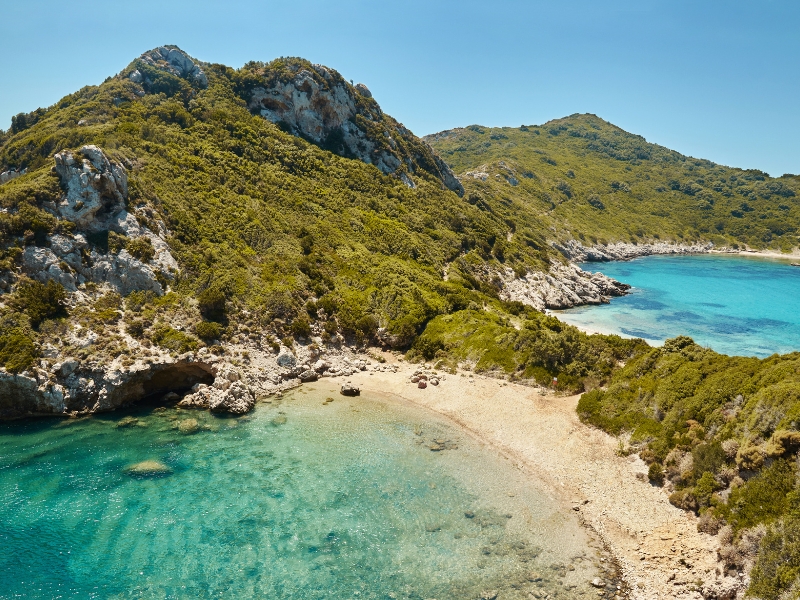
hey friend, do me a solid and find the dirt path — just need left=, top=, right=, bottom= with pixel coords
left=343, top=361, right=743, bottom=599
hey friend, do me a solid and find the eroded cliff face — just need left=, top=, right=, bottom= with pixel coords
left=19, top=146, right=177, bottom=295
left=242, top=60, right=464, bottom=195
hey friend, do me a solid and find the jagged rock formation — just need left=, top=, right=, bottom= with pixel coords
left=0, top=168, right=26, bottom=185
left=0, top=357, right=215, bottom=419
left=19, top=145, right=178, bottom=295
left=178, top=366, right=256, bottom=414
left=130, top=45, right=208, bottom=88
left=553, top=239, right=714, bottom=262
left=497, top=263, right=631, bottom=311
left=242, top=59, right=463, bottom=195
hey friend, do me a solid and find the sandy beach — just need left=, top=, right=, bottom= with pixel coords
left=338, top=355, right=743, bottom=600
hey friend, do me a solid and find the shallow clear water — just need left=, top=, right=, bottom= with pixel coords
left=556, top=254, right=800, bottom=357
left=0, top=384, right=606, bottom=599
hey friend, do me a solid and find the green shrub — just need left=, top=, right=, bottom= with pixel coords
left=127, top=237, right=155, bottom=262
left=0, top=322, right=38, bottom=373
left=290, top=317, right=312, bottom=339
left=195, top=321, right=223, bottom=341
left=749, top=502, right=800, bottom=599
left=197, top=286, right=226, bottom=322
left=648, top=462, right=665, bottom=486
left=11, top=279, right=67, bottom=327
left=150, top=325, right=199, bottom=353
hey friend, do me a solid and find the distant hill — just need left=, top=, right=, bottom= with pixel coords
left=427, top=114, right=800, bottom=252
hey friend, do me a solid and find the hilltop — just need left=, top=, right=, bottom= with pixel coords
left=427, top=115, right=800, bottom=254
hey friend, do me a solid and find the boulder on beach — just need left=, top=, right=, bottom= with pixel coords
left=124, top=460, right=172, bottom=476
left=340, top=383, right=360, bottom=397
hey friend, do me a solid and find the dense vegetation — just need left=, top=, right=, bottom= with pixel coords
left=577, top=336, right=800, bottom=597
left=410, top=303, right=646, bottom=391
left=0, top=50, right=621, bottom=380
left=427, top=117, right=800, bottom=252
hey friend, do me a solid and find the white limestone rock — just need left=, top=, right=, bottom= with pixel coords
left=497, top=263, right=630, bottom=311
left=138, top=46, right=208, bottom=88
left=247, top=63, right=463, bottom=196
left=53, top=145, right=128, bottom=230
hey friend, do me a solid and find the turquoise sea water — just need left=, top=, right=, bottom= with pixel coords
left=0, top=384, right=607, bottom=599
left=555, top=254, right=800, bottom=357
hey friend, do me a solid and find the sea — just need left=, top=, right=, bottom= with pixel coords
left=555, top=254, right=800, bottom=357
left=0, top=383, right=606, bottom=599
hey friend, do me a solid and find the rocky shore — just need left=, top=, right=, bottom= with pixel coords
left=553, top=239, right=714, bottom=262
left=0, top=337, right=398, bottom=420
left=498, top=263, right=631, bottom=311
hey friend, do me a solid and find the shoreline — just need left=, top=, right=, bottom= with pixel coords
left=342, top=356, right=744, bottom=600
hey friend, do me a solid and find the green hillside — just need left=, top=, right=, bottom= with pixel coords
left=1, top=46, right=800, bottom=597
left=427, top=115, right=800, bottom=251
left=0, top=48, right=627, bottom=385
left=578, top=338, right=800, bottom=598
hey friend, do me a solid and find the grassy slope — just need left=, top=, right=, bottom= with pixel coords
left=427, top=115, right=800, bottom=251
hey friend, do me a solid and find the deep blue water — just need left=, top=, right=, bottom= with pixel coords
left=555, top=254, right=800, bottom=357
left=0, top=384, right=601, bottom=599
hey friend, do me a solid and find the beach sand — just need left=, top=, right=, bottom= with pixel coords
left=338, top=355, right=742, bottom=600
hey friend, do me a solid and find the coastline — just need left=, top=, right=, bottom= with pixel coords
left=342, top=355, right=743, bottom=600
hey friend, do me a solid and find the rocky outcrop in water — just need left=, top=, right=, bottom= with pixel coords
left=553, top=239, right=713, bottom=262
left=497, top=263, right=630, bottom=311
left=244, top=60, right=463, bottom=195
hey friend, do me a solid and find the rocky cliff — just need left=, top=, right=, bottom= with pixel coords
left=19, top=145, right=176, bottom=295
left=498, top=263, right=631, bottom=311
left=239, top=58, right=464, bottom=195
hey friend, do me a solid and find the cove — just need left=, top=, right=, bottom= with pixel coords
left=555, top=254, right=800, bottom=357
left=0, top=384, right=605, bottom=599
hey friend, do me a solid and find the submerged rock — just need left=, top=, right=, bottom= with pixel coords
left=177, top=418, right=200, bottom=434
left=124, top=460, right=172, bottom=476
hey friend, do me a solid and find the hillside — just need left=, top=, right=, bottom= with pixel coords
left=427, top=115, right=800, bottom=253
left=0, top=46, right=638, bottom=411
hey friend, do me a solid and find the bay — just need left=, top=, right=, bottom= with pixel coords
left=0, top=384, right=601, bottom=599
left=555, top=254, right=800, bottom=357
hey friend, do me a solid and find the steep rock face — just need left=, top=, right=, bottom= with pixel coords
left=131, top=46, right=208, bottom=88
left=22, top=146, right=179, bottom=295
left=242, top=60, right=463, bottom=195
left=53, top=145, right=128, bottom=230
left=0, top=168, right=26, bottom=185
left=0, top=358, right=216, bottom=419
left=497, top=263, right=630, bottom=311
left=554, top=239, right=714, bottom=262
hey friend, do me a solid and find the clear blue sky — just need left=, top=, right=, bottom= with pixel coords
left=2, top=0, right=798, bottom=176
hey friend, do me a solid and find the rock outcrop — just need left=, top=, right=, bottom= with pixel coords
left=133, top=46, right=208, bottom=88
left=53, top=145, right=128, bottom=230
left=0, top=168, right=26, bottom=185
left=553, top=239, right=714, bottom=262
left=178, top=366, right=256, bottom=414
left=497, top=263, right=631, bottom=311
left=244, top=60, right=463, bottom=196
left=0, top=357, right=217, bottom=419
left=17, top=146, right=179, bottom=295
